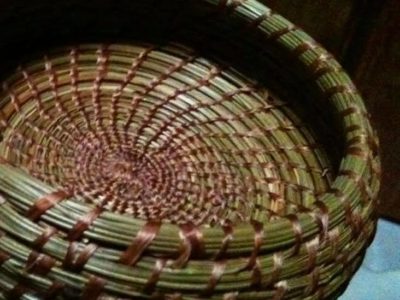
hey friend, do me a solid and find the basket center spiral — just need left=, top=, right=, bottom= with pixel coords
left=0, top=44, right=333, bottom=226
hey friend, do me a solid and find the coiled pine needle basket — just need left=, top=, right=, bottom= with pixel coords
left=0, top=1, right=380, bottom=300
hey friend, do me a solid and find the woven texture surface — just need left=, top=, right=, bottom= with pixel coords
left=0, top=1, right=380, bottom=300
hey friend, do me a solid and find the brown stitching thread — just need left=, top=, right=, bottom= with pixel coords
left=312, top=200, right=329, bottom=242
left=126, top=54, right=198, bottom=143
left=328, top=188, right=352, bottom=225
left=26, top=190, right=70, bottom=221
left=5, top=137, right=61, bottom=177
left=44, top=56, right=84, bottom=137
left=173, top=223, right=204, bottom=268
left=328, top=228, right=340, bottom=261
left=165, top=293, right=183, bottom=300
left=42, top=282, right=64, bottom=300
left=218, top=0, right=247, bottom=13
left=147, top=291, right=163, bottom=300
left=312, top=65, right=342, bottom=80
left=307, top=53, right=344, bottom=80
left=109, top=46, right=155, bottom=148
left=223, top=292, right=239, bottom=300
left=170, top=151, right=326, bottom=176
left=305, top=237, right=319, bottom=272
left=286, top=214, right=303, bottom=255
left=203, top=260, right=226, bottom=296
left=0, top=156, right=9, bottom=164
left=267, top=25, right=297, bottom=41
left=349, top=210, right=364, bottom=238
left=316, top=286, right=325, bottom=300
left=292, top=41, right=317, bottom=57
left=4, top=85, right=67, bottom=148
left=273, top=281, right=288, bottom=300
left=150, top=87, right=275, bottom=148
left=154, top=89, right=282, bottom=155
left=92, top=45, right=111, bottom=145
left=324, top=85, right=357, bottom=98
left=243, top=220, right=264, bottom=270
left=305, top=267, right=320, bottom=296
left=144, top=259, right=166, bottom=294
left=247, top=10, right=273, bottom=28
left=336, top=248, right=350, bottom=270
left=121, top=51, right=158, bottom=144
left=330, top=187, right=365, bottom=237
left=269, top=252, right=284, bottom=286
left=173, top=138, right=318, bottom=155
left=68, top=206, right=103, bottom=241
left=20, top=66, right=78, bottom=143
left=25, top=251, right=56, bottom=276
left=251, top=258, right=262, bottom=287
left=120, top=221, right=161, bottom=266
left=308, top=52, right=332, bottom=74
left=225, top=0, right=249, bottom=15
left=0, top=250, right=10, bottom=266
left=81, top=276, right=106, bottom=300
left=139, top=66, right=222, bottom=155
left=344, top=124, right=362, bottom=133
left=2, top=82, right=21, bottom=112
left=130, top=55, right=197, bottom=149
left=339, top=170, right=371, bottom=204
left=32, top=227, right=58, bottom=252
left=347, top=147, right=369, bottom=160
left=215, top=222, right=234, bottom=260
left=0, top=104, right=9, bottom=128
left=347, top=134, right=376, bottom=148
left=70, top=47, right=95, bottom=136
left=340, top=106, right=364, bottom=117
left=63, top=242, right=97, bottom=272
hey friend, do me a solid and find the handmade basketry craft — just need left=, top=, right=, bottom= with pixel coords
left=0, top=1, right=380, bottom=300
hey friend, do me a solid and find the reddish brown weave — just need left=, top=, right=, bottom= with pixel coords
left=0, top=1, right=380, bottom=300
left=0, top=44, right=333, bottom=226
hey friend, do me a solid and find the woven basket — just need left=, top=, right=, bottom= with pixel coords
left=0, top=1, right=380, bottom=300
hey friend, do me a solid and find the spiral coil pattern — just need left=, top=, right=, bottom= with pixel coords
left=0, top=1, right=379, bottom=300
left=0, top=44, right=332, bottom=226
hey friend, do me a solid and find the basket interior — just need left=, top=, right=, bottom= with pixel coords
left=0, top=1, right=346, bottom=227
left=0, top=43, right=336, bottom=226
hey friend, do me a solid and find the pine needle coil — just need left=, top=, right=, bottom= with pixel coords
left=0, top=1, right=380, bottom=299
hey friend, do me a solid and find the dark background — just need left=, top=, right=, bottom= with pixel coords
left=263, top=0, right=399, bottom=221
left=0, top=0, right=397, bottom=221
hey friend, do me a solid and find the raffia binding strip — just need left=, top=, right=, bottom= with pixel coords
left=0, top=1, right=379, bottom=299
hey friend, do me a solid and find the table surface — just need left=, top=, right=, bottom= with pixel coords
left=339, top=219, right=400, bottom=300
